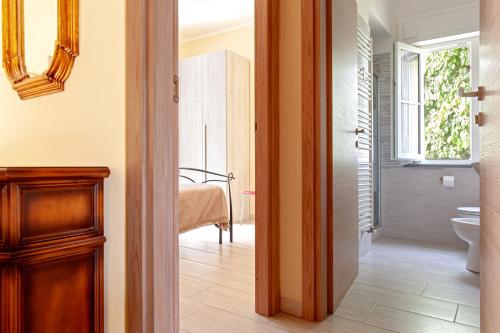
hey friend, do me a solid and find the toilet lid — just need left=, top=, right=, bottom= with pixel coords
left=458, top=207, right=480, bottom=216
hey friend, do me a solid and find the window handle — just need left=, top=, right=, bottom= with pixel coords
left=458, top=86, right=485, bottom=101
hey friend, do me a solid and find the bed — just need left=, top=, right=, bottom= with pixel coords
left=179, top=168, right=234, bottom=244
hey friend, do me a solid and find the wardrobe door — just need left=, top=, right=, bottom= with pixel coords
left=202, top=51, right=227, bottom=175
left=226, top=52, right=251, bottom=220
left=180, top=56, right=204, bottom=183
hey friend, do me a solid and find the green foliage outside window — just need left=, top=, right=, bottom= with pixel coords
left=424, top=46, right=471, bottom=160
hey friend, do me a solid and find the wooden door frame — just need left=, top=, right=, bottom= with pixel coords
left=301, top=0, right=333, bottom=321
left=325, top=0, right=334, bottom=316
left=255, top=0, right=281, bottom=317
left=301, top=0, right=323, bottom=322
left=125, top=0, right=281, bottom=331
left=125, top=0, right=179, bottom=331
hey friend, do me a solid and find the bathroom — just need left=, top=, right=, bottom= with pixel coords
left=349, top=0, right=481, bottom=331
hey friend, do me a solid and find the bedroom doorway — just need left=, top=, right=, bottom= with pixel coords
left=177, top=1, right=261, bottom=330
left=125, top=0, right=280, bottom=331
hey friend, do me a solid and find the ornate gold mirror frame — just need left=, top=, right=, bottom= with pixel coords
left=2, top=0, right=79, bottom=99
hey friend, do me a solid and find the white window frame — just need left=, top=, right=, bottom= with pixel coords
left=394, top=36, right=480, bottom=165
left=394, top=42, right=424, bottom=160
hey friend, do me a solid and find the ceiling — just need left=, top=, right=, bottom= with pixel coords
left=179, top=0, right=254, bottom=42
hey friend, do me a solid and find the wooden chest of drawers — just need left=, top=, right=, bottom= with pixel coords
left=0, top=167, right=110, bottom=333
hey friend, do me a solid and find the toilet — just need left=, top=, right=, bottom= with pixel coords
left=451, top=207, right=480, bottom=273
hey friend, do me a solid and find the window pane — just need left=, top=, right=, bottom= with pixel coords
left=400, top=103, right=420, bottom=155
left=401, top=49, right=420, bottom=102
left=424, top=46, right=471, bottom=160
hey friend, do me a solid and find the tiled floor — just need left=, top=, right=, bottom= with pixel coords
left=179, top=225, right=480, bottom=333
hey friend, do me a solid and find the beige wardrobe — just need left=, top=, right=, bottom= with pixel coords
left=179, top=50, right=251, bottom=220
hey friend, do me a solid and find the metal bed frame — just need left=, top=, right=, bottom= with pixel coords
left=179, top=167, right=235, bottom=244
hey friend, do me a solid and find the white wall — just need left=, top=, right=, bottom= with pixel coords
left=358, top=0, right=394, bottom=36
left=395, top=1, right=480, bottom=44
left=392, top=0, right=478, bottom=21
left=367, top=0, right=480, bottom=54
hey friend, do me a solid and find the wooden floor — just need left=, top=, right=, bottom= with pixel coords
left=180, top=224, right=480, bottom=333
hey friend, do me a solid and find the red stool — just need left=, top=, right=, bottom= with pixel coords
left=240, top=190, right=255, bottom=225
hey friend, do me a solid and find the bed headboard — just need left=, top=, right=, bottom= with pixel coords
left=179, top=167, right=235, bottom=185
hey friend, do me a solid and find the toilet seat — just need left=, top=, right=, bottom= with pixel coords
left=458, top=207, right=480, bottom=217
left=451, top=217, right=480, bottom=229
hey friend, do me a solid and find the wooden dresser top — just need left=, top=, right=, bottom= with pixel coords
left=0, top=167, right=110, bottom=181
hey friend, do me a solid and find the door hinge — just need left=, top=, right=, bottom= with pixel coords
left=173, top=75, right=179, bottom=103
left=475, top=112, right=485, bottom=127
